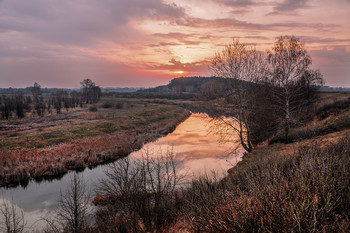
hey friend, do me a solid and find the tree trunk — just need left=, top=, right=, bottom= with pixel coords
left=240, top=136, right=252, bottom=152
left=285, top=97, right=290, bottom=144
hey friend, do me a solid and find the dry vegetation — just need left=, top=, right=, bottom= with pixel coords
left=182, top=135, right=350, bottom=232
left=270, top=91, right=350, bottom=144
left=178, top=91, right=350, bottom=232
left=90, top=91, right=350, bottom=232
left=1, top=91, right=349, bottom=232
left=0, top=97, right=190, bottom=187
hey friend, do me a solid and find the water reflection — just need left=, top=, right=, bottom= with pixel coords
left=130, top=113, right=243, bottom=180
left=0, top=113, right=243, bottom=230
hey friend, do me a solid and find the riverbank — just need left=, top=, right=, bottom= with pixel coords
left=0, top=99, right=191, bottom=187
left=181, top=93, right=350, bottom=232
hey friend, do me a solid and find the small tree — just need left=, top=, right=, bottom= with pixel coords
left=57, top=174, right=91, bottom=233
left=267, top=35, right=323, bottom=144
left=15, top=91, right=25, bottom=119
left=80, top=79, right=101, bottom=104
left=31, top=82, right=42, bottom=98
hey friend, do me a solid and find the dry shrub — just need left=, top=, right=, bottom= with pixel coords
left=270, top=109, right=350, bottom=144
left=95, top=151, right=182, bottom=233
left=185, top=136, right=350, bottom=232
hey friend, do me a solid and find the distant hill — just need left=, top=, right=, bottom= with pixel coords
left=138, top=76, right=252, bottom=95
left=138, top=76, right=219, bottom=94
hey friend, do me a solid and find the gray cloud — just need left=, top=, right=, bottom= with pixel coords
left=0, top=0, right=187, bottom=87
left=214, top=0, right=258, bottom=7
left=212, top=0, right=272, bottom=8
left=275, top=0, right=309, bottom=11
left=0, top=0, right=185, bottom=46
left=174, top=16, right=337, bottom=32
left=268, top=0, right=310, bottom=15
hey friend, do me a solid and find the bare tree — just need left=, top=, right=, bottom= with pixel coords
left=57, top=173, right=91, bottom=233
left=209, top=39, right=267, bottom=152
left=267, top=35, right=323, bottom=143
left=95, top=150, right=181, bottom=232
left=0, top=199, right=25, bottom=233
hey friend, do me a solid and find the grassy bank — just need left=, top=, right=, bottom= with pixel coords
left=91, top=133, right=350, bottom=232
left=181, top=92, right=350, bottom=232
left=183, top=134, right=350, bottom=232
left=0, top=98, right=190, bottom=187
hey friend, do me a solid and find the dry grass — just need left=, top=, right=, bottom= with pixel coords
left=184, top=134, right=350, bottom=232
left=0, top=97, right=190, bottom=187
left=270, top=92, right=350, bottom=144
left=0, top=98, right=186, bottom=150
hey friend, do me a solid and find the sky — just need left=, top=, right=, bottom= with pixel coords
left=0, top=0, right=349, bottom=88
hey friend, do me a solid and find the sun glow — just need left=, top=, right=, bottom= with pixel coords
left=175, top=70, right=184, bottom=74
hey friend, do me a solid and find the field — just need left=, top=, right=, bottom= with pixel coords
left=0, top=97, right=190, bottom=186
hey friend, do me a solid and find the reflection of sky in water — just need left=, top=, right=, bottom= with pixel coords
left=0, top=113, right=243, bottom=230
left=130, top=113, right=243, bottom=180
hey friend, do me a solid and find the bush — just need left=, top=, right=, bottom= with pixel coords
left=115, top=102, right=123, bottom=109
left=101, top=102, right=113, bottom=108
left=95, top=151, right=181, bottom=232
left=185, top=136, right=350, bottom=232
left=269, top=110, right=350, bottom=144
left=317, top=97, right=350, bottom=120
left=89, top=105, right=98, bottom=112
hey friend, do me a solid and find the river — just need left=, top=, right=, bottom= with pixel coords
left=0, top=113, right=243, bottom=230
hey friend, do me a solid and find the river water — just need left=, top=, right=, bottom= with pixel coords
left=0, top=113, right=243, bottom=230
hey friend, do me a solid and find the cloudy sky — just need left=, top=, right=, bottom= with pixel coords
left=0, top=0, right=349, bottom=88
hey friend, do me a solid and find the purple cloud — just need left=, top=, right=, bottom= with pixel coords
left=268, top=0, right=310, bottom=15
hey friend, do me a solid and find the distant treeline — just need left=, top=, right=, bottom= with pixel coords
left=0, top=87, right=139, bottom=95
left=0, top=79, right=101, bottom=120
left=319, top=86, right=350, bottom=92
left=0, top=87, right=75, bottom=95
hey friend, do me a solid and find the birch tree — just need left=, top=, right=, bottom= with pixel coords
left=267, top=35, right=323, bottom=144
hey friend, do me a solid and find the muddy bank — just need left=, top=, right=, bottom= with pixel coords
left=0, top=110, right=191, bottom=187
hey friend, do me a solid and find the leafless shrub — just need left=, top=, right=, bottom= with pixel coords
left=56, top=173, right=91, bottom=233
left=95, top=150, right=182, bottom=232
left=0, top=198, right=26, bottom=233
